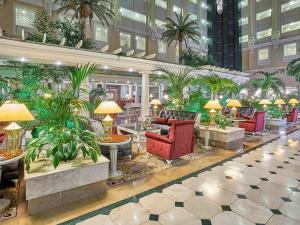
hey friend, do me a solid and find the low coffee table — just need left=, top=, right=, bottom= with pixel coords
left=117, top=122, right=160, bottom=152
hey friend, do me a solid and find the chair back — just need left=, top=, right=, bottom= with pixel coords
left=168, top=120, right=195, bottom=157
left=291, top=108, right=298, bottom=122
left=253, top=111, right=265, bottom=132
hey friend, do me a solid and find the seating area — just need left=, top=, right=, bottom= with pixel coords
left=0, top=0, right=300, bottom=224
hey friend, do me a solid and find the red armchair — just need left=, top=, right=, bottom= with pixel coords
left=239, top=112, right=265, bottom=135
left=286, top=108, right=298, bottom=127
left=0, top=132, right=4, bottom=143
left=145, top=120, right=195, bottom=164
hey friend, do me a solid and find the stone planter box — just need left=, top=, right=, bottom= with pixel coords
left=197, top=126, right=245, bottom=150
left=25, top=156, right=109, bottom=215
left=266, top=118, right=286, bottom=130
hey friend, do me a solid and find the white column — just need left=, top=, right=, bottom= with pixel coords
left=128, top=84, right=133, bottom=99
left=140, top=72, right=150, bottom=119
left=135, top=83, right=139, bottom=103
left=248, top=0, right=256, bottom=48
left=158, top=85, right=162, bottom=100
left=271, top=0, right=281, bottom=44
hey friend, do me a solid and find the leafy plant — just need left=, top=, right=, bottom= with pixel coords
left=216, top=115, right=232, bottom=129
left=183, top=48, right=214, bottom=67
left=268, top=105, right=285, bottom=119
left=161, top=12, right=201, bottom=64
left=55, top=0, right=114, bottom=38
left=287, top=58, right=300, bottom=82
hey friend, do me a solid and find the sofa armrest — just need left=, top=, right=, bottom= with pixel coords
left=145, top=131, right=173, bottom=144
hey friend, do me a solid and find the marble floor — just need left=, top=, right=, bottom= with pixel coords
left=61, top=130, right=300, bottom=225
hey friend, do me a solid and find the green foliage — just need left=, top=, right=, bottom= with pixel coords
left=89, top=85, right=106, bottom=107
left=216, top=115, right=232, bottom=129
left=268, top=105, right=285, bottom=119
left=183, top=48, right=214, bottom=67
left=287, top=58, right=300, bottom=82
left=161, top=12, right=201, bottom=64
left=183, top=91, right=209, bottom=122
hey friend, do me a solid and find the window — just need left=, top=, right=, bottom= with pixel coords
left=95, top=25, right=108, bottom=42
left=239, top=17, right=248, bottom=26
left=120, top=8, right=146, bottom=23
left=239, top=35, right=248, bottom=43
left=173, top=5, right=182, bottom=14
left=190, top=13, right=197, bottom=21
left=190, top=0, right=197, bottom=4
left=120, top=32, right=131, bottom=48
left=257, top=28, right=272, bottom=39
left=158, top=40, right=166, bottom=54
left=136, top=36, right=145, bottom=50
left=258, top=48, right=269, bottom=61
left=281, top=0, right=300, bottom=12
left=239, top=0, right=248, bottom=8
left=156, top=19, right=166, bottom=29
left=282, top=21, right=300, bottom=33
left=256, top=9, right=272, bottom=21
left=15, top=4, right=36, bottom=28
left=156, top=0, right=167, bottom=9
left=284, top=43, right=297, bottom=57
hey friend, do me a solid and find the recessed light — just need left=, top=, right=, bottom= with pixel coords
left=55, top=60, right=62, bottom=65
left=114, top=80, right=118, bottom=83
left=129, top=68, right=133, bottom=72
left=103, top=65, right=109, bottom=69
left=19, top=57, right=27, bottom=62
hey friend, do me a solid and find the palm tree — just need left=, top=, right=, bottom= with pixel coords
left=196, top=74, right=238, bottom=99
left=287, top=58, right=300, bottom=82
left=249, top=70, right=285, bottom=98
left=155, top=66, right=194, bottom=109
left=55, top=0, right=114, bottom=38
left=161, top=12, right=201, bottom=64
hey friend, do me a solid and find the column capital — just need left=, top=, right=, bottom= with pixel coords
left=139, top=71, right=153, bottom=76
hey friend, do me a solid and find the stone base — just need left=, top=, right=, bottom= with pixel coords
left=28, top=180, right=107, bottom=215
left=199, top=137, right=243, bottom=150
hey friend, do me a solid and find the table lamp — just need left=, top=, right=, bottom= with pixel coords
left=227, top=99, right=242, bottom=119
left=150, top=99, right=161, bottom=117
left=94, top=101, right=122, bottom=140
left=288, top=99, right=299, bottom=107
left=259, top=99, right=271, bottom=111
left=0, top=100, right=34, bottom=155
left=274, top=99, right=285, bottom=110
left=204, top=99, right=222, bottom=126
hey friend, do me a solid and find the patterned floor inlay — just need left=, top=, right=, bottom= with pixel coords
left=60, top=130, right=300, bottom=225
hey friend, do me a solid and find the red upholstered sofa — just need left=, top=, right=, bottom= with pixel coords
left=0, top=132, right=5, bottom=143
left=286, top=108, right=298, bottom=127
left=145, top=120, right=195, bottom=164
left=239, top=111, right=265, bottom=135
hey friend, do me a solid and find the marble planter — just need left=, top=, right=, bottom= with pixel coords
left=25, top=156, right=109, bottom=215
left=197, top=126, right=245, bottom=150
left=266, top=118, right=286, bottom=130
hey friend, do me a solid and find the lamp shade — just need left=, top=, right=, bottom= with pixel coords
left=227, top=99, right=242, bottom=108
left=94, top=100, right=122, bottom=114
left=150, top=99, right=161, bottom=105
left=288, top=98, right=299, bottom=104
left=274, top=99, right=285, bottom=105
left=259, top=99, right=271, bottom=105
left=0, top=100, right=34, bottom=122
left=204, top=100, right=222, bottom=110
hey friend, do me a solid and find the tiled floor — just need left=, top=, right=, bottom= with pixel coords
left=66, top=130, right=300, bottom=225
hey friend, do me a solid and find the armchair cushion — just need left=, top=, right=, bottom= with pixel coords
left=167, top=119, right=177, bottom=126
left=145, top=131, right=173, bottom=144
left=155, top=117, right=168, bottom=124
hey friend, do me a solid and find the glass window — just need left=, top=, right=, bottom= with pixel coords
left=120, top=32, right=131, bottom=48
left=282, top=21, right=300, bottom=33
left=284, top=43, right=297, bottom=57
left=239, top=35, right=248, bottom=43
left=173, top=5, right=182, bottom=14
left=190, top=13, right=197, bottom=21
left=156, top=19, right=166, bottom=29
left=95, top=25, right=108, bottom=42
left=190, top=0, right=197, bottom=4
left=136, top=36, right=145, bottom=50
left=120, top=7, right=146, bottom=23
left=257, top=29, right=272, bottom=39
left=256, top=9, right=272, bottom=21
left=158, top=40, right=166, bottom=54
left=156, top=0, right=167, bottom=9
left=281, top=0, right=300, bottom=12
left=239, top=17, right=248, bottom=26
left=15, top=4, right=36, bottom=28
left=239, top=0, right=248, bottom=8
left=258, top=48, right=269, bottom=61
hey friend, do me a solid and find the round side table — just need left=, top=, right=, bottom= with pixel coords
left=98, top=134, right=131, bottom=179
left=0, top=151, right=24, bottom=213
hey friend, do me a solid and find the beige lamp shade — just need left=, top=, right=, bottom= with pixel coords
left=94, top=100, right=123, bottom=114
left=274, top=99, right=285, bottom=105
left=227, top=99, right=242, bottom=108
left=259, top=99, right=271, bottom=105
left=0, top=100, right=34, bottom=122
left=150, top=99, right=161, bottom=105
left=204, top=100, right=222, bottom=110
left=288, top=99, right=299, bottom=104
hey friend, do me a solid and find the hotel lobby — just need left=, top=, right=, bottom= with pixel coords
left=0, top=0, right=300, bottom=225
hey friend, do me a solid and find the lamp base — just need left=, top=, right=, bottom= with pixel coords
left=3, top=122, right=22, bottom=156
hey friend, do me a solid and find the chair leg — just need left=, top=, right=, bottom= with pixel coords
left=166, top=160, right=173, bottom=165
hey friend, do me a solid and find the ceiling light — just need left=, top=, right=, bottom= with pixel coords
left=55, top=60, right=62, bottom=66
left=19, top=57, right=27, bottom=62
left=129, top=68, right=133, bottom=72
left=103, top=65, right=109, bottom=69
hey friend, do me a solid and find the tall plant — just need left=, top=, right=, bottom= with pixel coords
left=55, top=0, right=114, bottom=38
left=287, top=58, right=300, bottom=82
left=154, top=66, right=193, bottom=109
left=161, top=12, right=201, bottom=64
left=249, top=70, right=285, bottom=98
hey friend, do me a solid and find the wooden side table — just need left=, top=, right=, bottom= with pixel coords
left=98, top=135, right=131, bottom=179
